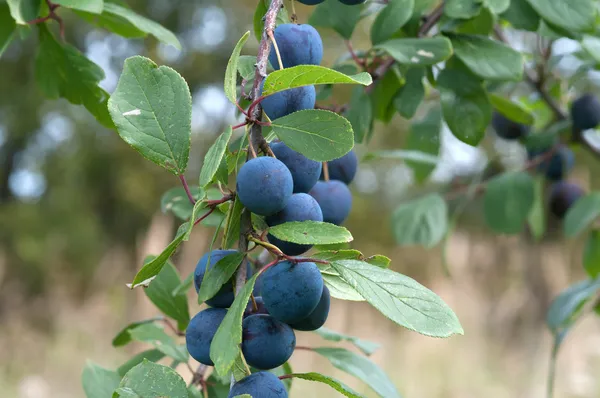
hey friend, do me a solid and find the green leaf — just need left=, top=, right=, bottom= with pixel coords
left=261, top=65, right=372, bottom=97
left=160, top=186, right=202, bottom=221
left=206, top=374, right=230, bottom=398
left=198, top=252, right=245, bottom=303
left=405, top=106, right=441, bottom=183
left=331, top=260, right=463, bottom=337
left=210, top=273, right=259, bottom=375
left=345, top=87, right=373, bottom=144
left=269, top=221, right=353, bottom=245
left=225, top=31, right=250, bottom=104
left=144, top=260, right=190, bottom=330
left=445, top=0, right=482, bottom=19
left=118, top=360, right=188, bottom=398
left=199, top=127, right=233, bottom=187
left=394, top=68, right=425, bottom=119
left=117, top=349, right=165, bottom=377
left=53, top=0, right=102, bottom=13
left=362, top=150, right=439, bottom=165
left=313, top=250, right=363, bottom=262
left=35, top=25, right=113, bottom=128
left=285, top=373, right=365, bottom=398
left=455, top=5, right=494, bottom=34
left=82, top=361, right=121, bottom=398
left=582, top=36, right=600, bottom=64
left=371, top=68, right=402, bottom=124
left=483, top=172, right=535, bottom=234
left=0, top=4, right=16, bottom=58
left=314, top=327, right=380, bottom=356
left=237, top=55, right=256, bottom=80
left=370, top=0, right=414, bottom=45
left=448, top=34, right=524, bottom=81
left=309, top=0, right=363, bottom=40
left=489, top=94, right=535, bottom=125
left=485, top=0, right=510, bottom=13
left=108, top=56, right=192, bottom=175
left=584, top=230, right=600, bottom=279
left=6, top=0, right=41, bottom=24
left=253, top=0, right=289, bottom=42
left=129, top=223, right=188, bottom=288
left=101, top=3, right=181, bottom=48
left=113, top=387, right=140, bottom=398
left=128, top=323, right=188, bottom=363
left=268, top=110, right=354, bottom=162
left=172, top=272, right=193, bottom=297
left=564, top=193, right=600, bottom=238
left=547, top=278, right=600, bottom=334
left=321, top=270, right=365, bottom=302
left=437, top=66, right=491, bottom=146
left=525, top=0, right=595, bottom=32
left=76, top=9, right=146, bottom=38
left=527, top=175, right=546, bottom=241
left=364, top=255, right=391, bottom=268
left=112, top=318, right=161, bottom=347
left=314, top=347, right=401, bottom=398
left=222, top=196, right=245, bottom=249
left=500, top=0, right=540, bottom=31
left=376, top=37, right=453, bottom=66
left=392, top=193, right=448, bottom=248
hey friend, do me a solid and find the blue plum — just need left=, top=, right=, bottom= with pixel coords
left=549, top=181, right=585, bottom=219
left=261, top=83, right=316, bottom=121
left=194, top=249, right=251, bottom=308
left=491, top=112, right=530, bottom=140
left=289, top=285, right=330, bottom=331
left=309, top=180, right=352, bottom=226
left=266, top=193, right=323, bottom=255
left=241, top=314, right=296, bottom=370
left=571, top=93, right=600, bottom=132
left=529, top=146, right=575, bottom=181
left=338, top=0, right=367, bottom=4
left=261, top=260, right=324, bottom=324
left=321, top=150, right=358, bottom=184
left=270, top=141, right=322, bottom=193
left=185, top=308, right=227, bottom=366
left=298, top=0, right=325, bottom=3
left=236, top=157, right=293, bottom=216
left=268, top=24, right=323, bottom=70
left=228, top=371, right=288, bottom=398
left=244, top=296, right=269, bottom=317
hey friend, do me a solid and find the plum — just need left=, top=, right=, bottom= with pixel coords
left=297, top=0, right=325, bottom=4
left=261, top=84, right=316, bottom=121
left=309, top=180, right=352, bottom=226
left=321, top=150, right=358, bottom=184
left=241, top=314, right=296, bottom=370
left=570, top=93, right=600, bottom=132
left=268, top=24, right=323, bottom=69
left=228, top=371, right=288, bottom=398
left=491, top=111, right=530, bottom=140
left=185, top=308, right=227, bottom=366
left=549, top=181, right=585, bottom=219
left=270, top=141, right=322, bottom=193
left=194, top=249, right=250, bottom=308
left=289, top=285, right=330, bottom=331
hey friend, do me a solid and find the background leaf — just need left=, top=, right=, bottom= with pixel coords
left=525, top=0, right=595, bottom=32
left=584, top=230, right=600, bottom=278
left=82, top=361, right=121, bottom=398
left=546, top=278, right=600, bottom=334
left=199, top=127, right=233, bottom=187
left=224, top=31, right=250, bottom=104
left=117, top=350, right=165, bottom=377
left=6, top=0, right=41, bottom=24
left=309, top=0, right=363, bottom=40
left=314, top=327, right=380, bottom=356
left=0, top=4, right=16, bottom=58
left=405, top=106, right=441, bottom=183
left=392, top=194, right=448, bottom=248
left=370, top=0, right=414, bottom=45
left=53, top=0, right=103, bottom=13
left=376, top=37, right=453, bottom=66
left=564, top=193, right=600, bottom=238
left=483, top=172, right=535, bottom=234
left=160, top=186, right=203, bottom=221
left=128, top=323, right=188, bottom=362
left=118, top=360, right=188, bottom=398
left=489, top=94, right=535, bottom=125
left=285, top=373, right=365, bottom=398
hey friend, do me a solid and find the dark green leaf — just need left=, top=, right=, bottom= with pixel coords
left=35, top=25, right=113, bottom=128
left=6, top=0, right=41, bottom=24
left=485, top=0, right=510, bottom=13
left=489, top=94, right=535, bottom=125
left=565, top=193, right=600, bottom=238
left=76, top=9, right=146, bottom=38
left=268, top=110, right=355, bottom=162
left=53, top=0, right=102, bottom=13
left=108, top=56, right=192, bottom=175
left=376, top=37, right=453, bottom=66
left=269, top=221, right=353, bottom=245
left=113, top=387, right=140, bottom=398
left=237, top=55, right=256, bottom=81
left=527, top=175, right=546, bottom=241
left=222, top=196, right=245, bottom=249
left=314, top=327, right=380, bottom=356
left=171, top=272, right=193, bottom=297
left=199, top=127, right=233, bottom=187
left=118, top=360, right=188, bottom=398
left=160, top=186, right=203, bottom=221
left=484, top=172, right=535, bottom=234
left=0, top=4, right=16, bottom=58
left=525, top=0, right=595, bottom=32
left=206, top=374, right=230, bottom=398
left=500, top=0, right=540, bottom=31
left=117, top=349, right=165, bottom=377
left=455, top=6, right=494, bottom=34
left=394, top=68, right=425, bottom=119
left=112, top=318, right=161, bottom=347
left=392, top=193, right=448, bottom=248
left=225, top=31, right=250, bottom=104
left=198, top=252, right=245, bottom=303
left=128, top=324, right=188, bottom=363
left=584, top=230, right=600, bottom=278
left=144, top=260, right=190, bottom=330
left=547, top=278, right=600, bottom=334
left=286, top=373, right=364, bottom=398
left=346, top=87, right=373, bottom=144
left=82, top=361, right=121, bottom=398
left=371, top=68, right=403, bottom=124
left=444, top=0, right=482, bottom=19
left=405, top=106, right=441, bottom=183
left=331, top=260, right=463, bottom=337
left=314, top=347, right=401, bottom=398
left=371, top=0, right=414, bottom=45
left=309, top=0, right=363, bottom=40
left=252, top=0, right=268, bottom=42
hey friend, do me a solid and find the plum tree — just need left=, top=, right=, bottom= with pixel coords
left=194, top=249, right=251, bottom=308
left=270, top=141, right=322, bottom=193
left=266, top=193, right=323, bottom=255
left=228, top=371, right=288, bottom=398
left=261, top=260, right=324, bottom=324
left=491, top=112, right=530, bottom=140
left=244, top=296, right=269, bottom=317
left=549, top=181, right=585, bottom=219
left=268, top=24, right=323, bottom=70
left=241, top=314, right=296, bottom=370
left=236, top=157, right=293, bottom=216
left=309, top=180, right=352, bottom=225
left=289, top=285, right=330, bottom=331
left=261, top=84, right=316, bottom=120
left=321, top=150, right=358, bottom=184
left=570, top=93, right=600, bottom=133
left=185, top=308, right=227, bottom=366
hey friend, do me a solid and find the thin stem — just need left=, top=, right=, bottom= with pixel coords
left=547, top=339, right=560, bottom=398
left=345, top=40, right=364, bottom=69
left=232, top=121, right=248, bottom=130
left=194, top=207, right=216, bottom=226
left=294, top=346, right=314, bottom=351
left=163, top=318, right=185, bottom=336
left=322, top=162, right=330, bottom=181
left=290, top=0, right=297, bottom=22
left=178, top=174, right=196, bottom=205
left=418, top=2, right=445, bottom=37
left=250, top=294, right=259, bottom=312
left=269, top=30, right=285, bottom=71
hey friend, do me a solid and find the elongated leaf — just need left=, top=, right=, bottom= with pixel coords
left=210, top=273, right=259, bottom=375
left=394, top=68, right=425, bottom=119
left=371, top=0, right=414, bottom=45
left=82, top=361, right=121, bottom=398
left=484, top=172, right=535, bottom=234
left=287, top=373, right=365, bottom=398
left=376, top=37, right=453, bottom=66
left=346, top=86, right=373, bottom=143
left=128, top=323, right=188, bottom=363
left=363, top=150, right=439, bottom=165
left=564, top=193, right=600, bottom=238
left=225, top=31, right=250, bottom=104
left=144, top=260, right=189, bottom=330
left=112, top=318, right=162, bottom=347
left=500, top=0, right=540, bottom=31
left=525, top=0, right=595, bottom=32
left=309, top=0, right=363, bottom=40
left=118, top=360, right=188, bottom=398
left=489, top=94, right=535, bottom=125
left=117, top=349, right=165, bottom=377
left=314, top=327, right=380, bottom=356
left=406, top=106, right=441, bottom=183
left=237, top=55, right=256, bottom=81
left=160, top=186, right=202, bottom=221
left=222, top=196, right=245, bottom=249
left=199, top=127, right=233, bottom=187
left=313, top=250, right=363, bottom=262
left=445, top=0, right=482, bottom=19
left=527, top=175, right=546, bottom=241
left=198, top=252, right=245, bottom=303
left=0, top=4, right=16, bottom=58
left=269, top=221, right=353, bottom=245
left=364, top=255, right=391, bottom=268
left=392, top=194, right=448, bottom=248
left=108, top=56, right=192, bottom=175
left=584, top=230, right=600, bottom=278
left=7, top=0, right=40, bottom=24
left=331, top=260, right=463, bottom=337
left=547, top=278, right=600, bottom=334
left=53, top=0, right=103, bottom=13
left=268, top=110, right=354, bottom=162
left=314, top=347, right=401, bottom=398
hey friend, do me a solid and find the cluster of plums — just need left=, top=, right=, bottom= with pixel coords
left=491, top=94, right=599, bottom=219
left=297, top=0, right=365, bottom=5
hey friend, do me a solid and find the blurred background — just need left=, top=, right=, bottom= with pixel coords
left=1, top=0, right=600, bottom=397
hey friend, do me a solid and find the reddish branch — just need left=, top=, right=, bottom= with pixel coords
left=27, top=0, right=64, bottom=40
